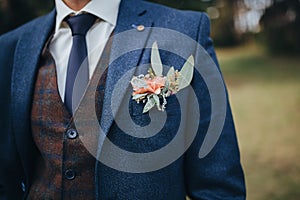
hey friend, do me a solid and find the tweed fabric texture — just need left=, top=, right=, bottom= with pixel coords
left=0, top=0, right=246, bottom=199
left=28, top=43, right=109, bottom=199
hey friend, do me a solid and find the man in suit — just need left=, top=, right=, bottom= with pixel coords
left=0, top=0, right=246, bottom=199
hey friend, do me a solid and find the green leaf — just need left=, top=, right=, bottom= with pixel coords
left=153, top=94, right=161, bottom=110
left=167, top=67, right=175, bottom=80
left=151, top=42, right=163, bottom=76
left=131, top=76, right=148, bottom=88
left=162, top=79, right=170, bottom=94
left=178, top=55, right=194, bottom=90
left=143, top=97, right=155, bottom=113
left=132, top=93, right=148, bottom=100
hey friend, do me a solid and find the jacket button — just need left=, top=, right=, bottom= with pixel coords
left=64, top=169, right=76, bottom=180
left=21, top=182, right=26, bottom=192
left=66, top=129, right=78, bottom=139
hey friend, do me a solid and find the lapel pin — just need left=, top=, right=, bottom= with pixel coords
left=132, top=24, right=145, bottom=32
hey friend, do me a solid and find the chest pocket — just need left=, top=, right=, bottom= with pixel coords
left=129, top=95, right=181, bottom=127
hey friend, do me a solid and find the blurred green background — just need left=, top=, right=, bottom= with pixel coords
left=1, top=0, right=299, bottom=199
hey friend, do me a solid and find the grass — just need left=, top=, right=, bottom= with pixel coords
left=215, top=43, right=300, bottom=200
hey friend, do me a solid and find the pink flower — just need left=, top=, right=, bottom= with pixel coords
left=133, top=76, right=165, bottom=95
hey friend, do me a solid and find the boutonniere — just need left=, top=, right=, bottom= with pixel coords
left=130, top=42, right=194, bottom=113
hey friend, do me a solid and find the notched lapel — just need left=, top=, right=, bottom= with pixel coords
left=11, top=10, right=55, bottom=181
left=97, top=0, right=154, bottom=154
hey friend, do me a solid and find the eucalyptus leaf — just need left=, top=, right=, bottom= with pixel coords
left=162, top=79, right=170, bottom=93
left=131, top=77, right=148, bottom=88
left=167, top=67, right=175, bottom=80
left=178, top=55, right=194, bottom=90
left=143, top=97, right=155, bottom=113
left=153, top=94, right=161, bottom=110
left=151, top=42, right=163, bottom=76
left=132, top=93, right=148, bottom=100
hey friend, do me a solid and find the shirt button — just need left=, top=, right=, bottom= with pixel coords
left=66, top=129, right=78, bottom=139
left=64, top=169, right=76, bottom=180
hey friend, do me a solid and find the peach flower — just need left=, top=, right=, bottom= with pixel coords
left=133, top=76, right=165, bottom=95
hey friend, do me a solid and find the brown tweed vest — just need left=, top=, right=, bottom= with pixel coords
left=28, top=43, right=109, bottom=199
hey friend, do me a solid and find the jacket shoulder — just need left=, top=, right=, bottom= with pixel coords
left=142, top=1, right=208, bottom=24
left=142, top=0, right=205, bottom=17
left=0, top=10, right=55, bottom=46
left=140, top=1, right=209, bottom=38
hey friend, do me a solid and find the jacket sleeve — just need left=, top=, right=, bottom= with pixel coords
left=184, top=13, right=246, bottom=200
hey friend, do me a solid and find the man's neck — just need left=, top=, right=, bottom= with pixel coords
left=63, top=0, right=91, bottom=11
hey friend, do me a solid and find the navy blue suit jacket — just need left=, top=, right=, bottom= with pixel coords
left=0, top=0, right=246, bottom=199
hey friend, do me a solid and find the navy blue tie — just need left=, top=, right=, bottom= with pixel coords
left=65, top=13, right=97, bottom=114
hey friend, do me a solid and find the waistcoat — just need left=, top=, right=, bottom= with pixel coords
left=28, top=43, right=109, bottom=199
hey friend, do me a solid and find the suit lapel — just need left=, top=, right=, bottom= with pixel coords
left=11, top=10, right=55, bottom=182
left=11, top=0, right=153, bottom=183
left=97, top=0, right=153, bottom=155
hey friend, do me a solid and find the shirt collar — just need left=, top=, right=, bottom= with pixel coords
left=54, top=0, right=121, bottom=32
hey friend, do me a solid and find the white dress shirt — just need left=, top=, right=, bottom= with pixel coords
left=50, top=0, right=121, bottom=101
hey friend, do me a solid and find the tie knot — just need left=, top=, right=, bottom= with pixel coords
left=66, top=13, right=97, bottom=36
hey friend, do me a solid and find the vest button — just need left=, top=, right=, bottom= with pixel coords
left=66, top=129, right=78, bottom=139
left=64, top=169, right=76, bottom=180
